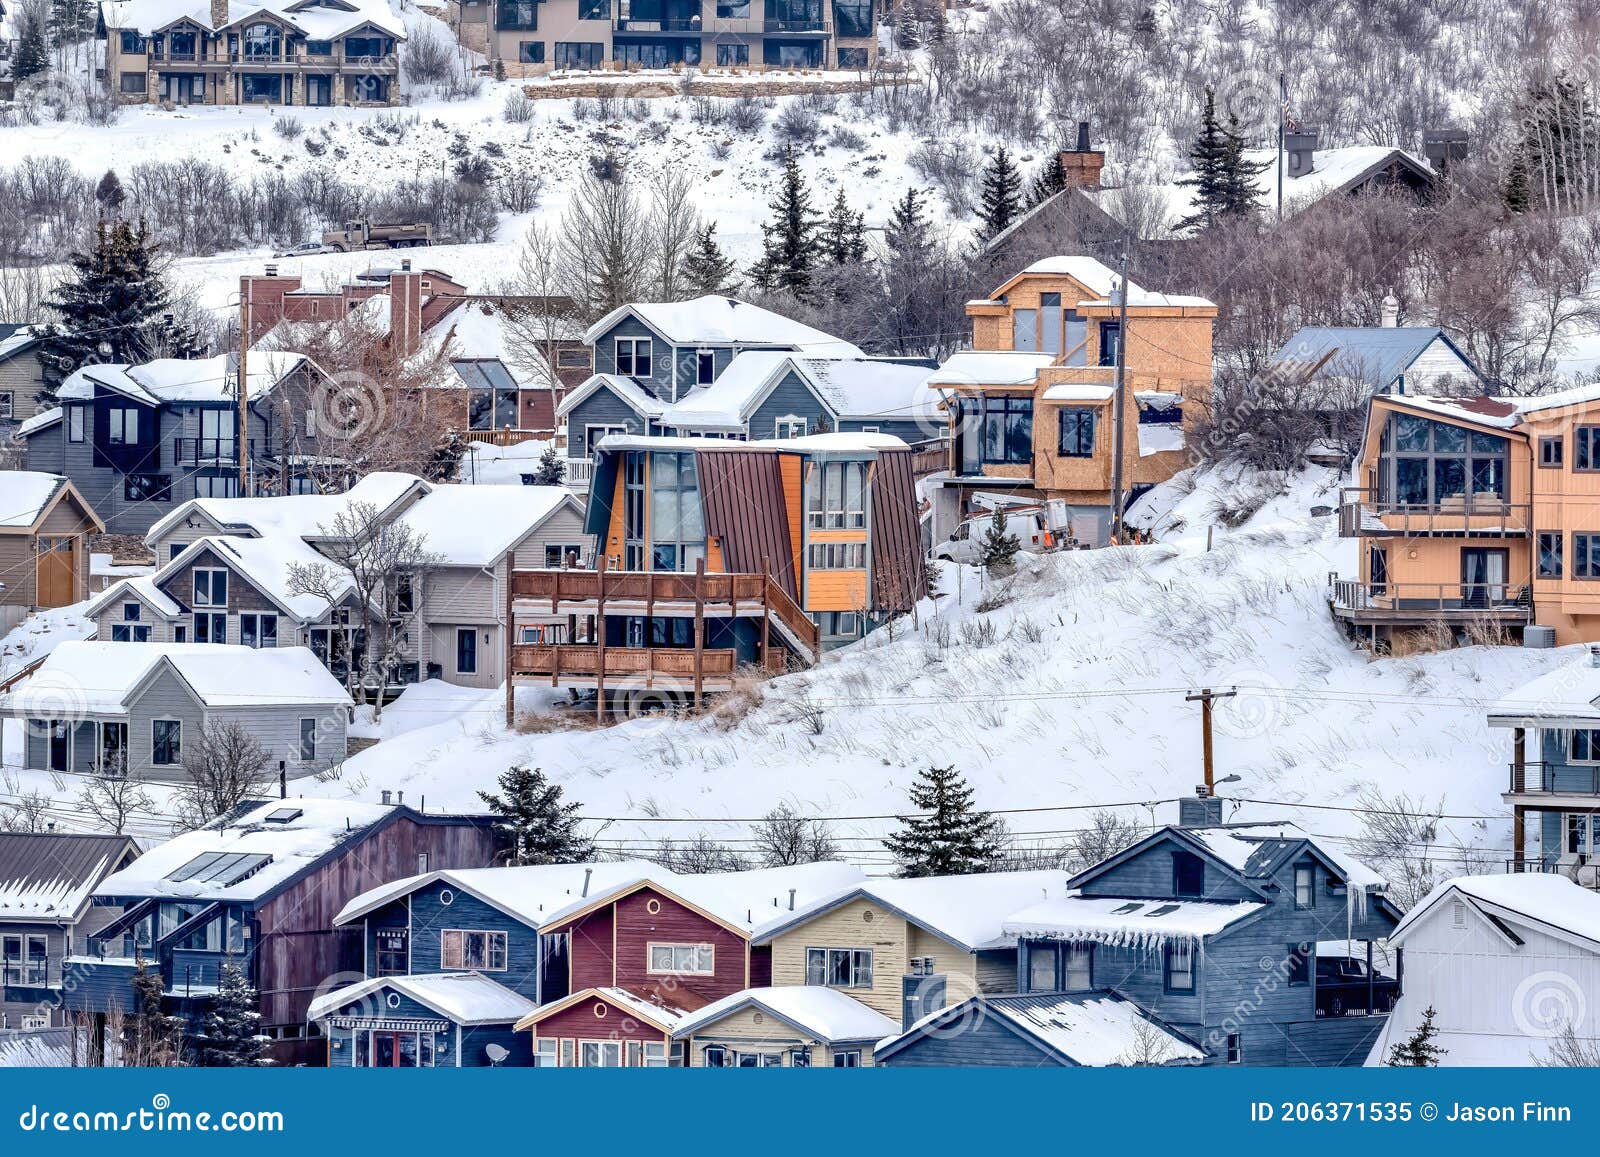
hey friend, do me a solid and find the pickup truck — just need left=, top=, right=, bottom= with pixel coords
left=1315, top=956, right=1399, bottom=1016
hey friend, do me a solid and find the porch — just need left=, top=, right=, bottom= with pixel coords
left=1328, top=577, right=1532, bottom=626
left=1337, top=487, right=1530, bottom=538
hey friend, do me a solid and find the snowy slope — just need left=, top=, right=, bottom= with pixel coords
left=290, top=464, right=1563, bottom=871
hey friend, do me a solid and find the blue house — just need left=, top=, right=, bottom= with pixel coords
left=309, top=860, right=661, bottom=1068
left=879, top=816, right=1403, bottom=1067
left=557, top=297, right=938, bottom=489
left=66, top=797, right=502, bottom=1066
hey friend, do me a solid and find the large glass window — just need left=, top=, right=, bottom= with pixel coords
left=805, top=947, right=872, bottom=988
left=458, top=360, right=520, bottom=430
left=106, top=407, right=140, bottom=445
left=806, top=460, right=867, bottom=528
left=241, top=22, right=282, bottom=59
left=441, top=929, right=507, bottom=970
left=832, top=0, right=871, bottom=35
left=497, top=0, right=538, bottom=27
left=615, top=337, right=652, bottom=377
left=1577, top=533, right=1600, bottom=579
left=1378, top=413, right=1508, bottom=507
left=152, top=719, right=181, bottom=766
left=1058, top=408, right=1095, bottom=457
left=981, top=395, right=1032, bottom=465
left=554, top=41, right=604, bottom=68
left=650, top=452, right=704, bottom=571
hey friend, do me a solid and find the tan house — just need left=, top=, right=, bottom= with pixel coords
left=930, top=256, right=1216, bottom=545
left=653, top=871, right=1067, bottom=1066
left=472, top=0, right=877, bottom=78
left=0, top=473, right=104, bottom=631
left=1332, top=386, right=1600, bottom=648
left=0, top=326, right=52, bottom=440
left=99, top=0, right=405, bottom=106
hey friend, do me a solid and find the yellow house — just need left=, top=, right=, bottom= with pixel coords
left=1333, top=386, right=1600, bottom=648
left=930, top=256, right=1216, bottom=545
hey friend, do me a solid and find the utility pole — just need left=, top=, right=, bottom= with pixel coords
left=1108, top=237, right=1132, bottom=543
left=237, top=286, right=252, bottom=495
left=1185, top=687, right=1237, bottom=797
left=1276, top=71, right=1287, bottom=224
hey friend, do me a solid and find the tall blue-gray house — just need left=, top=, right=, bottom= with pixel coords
left=878, top=816, right=1403, bottom=1068
left=19, top=352, right=350, bottom=536
left=308, top=860, right=659, bottom=1068
left=557, top=296, right=938, bottom=490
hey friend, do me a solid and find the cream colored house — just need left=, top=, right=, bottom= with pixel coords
left=99, top=0, right=405, bottom=106
left=672, top=986, right=897, bottom=1067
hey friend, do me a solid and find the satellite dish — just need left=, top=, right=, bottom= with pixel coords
left=485, top=1043, right=510, bottom=1066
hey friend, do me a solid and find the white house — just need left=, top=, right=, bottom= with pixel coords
left=1366, top=874, right=1600, bottom=1066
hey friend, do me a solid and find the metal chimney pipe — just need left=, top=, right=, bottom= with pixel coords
left=582, top=868, right=593, bottom=897
left=789, top=888, right=796, bottom=911
left=1075, top=120, right=1090, bottom=151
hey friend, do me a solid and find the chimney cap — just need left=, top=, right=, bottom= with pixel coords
left=401, top=258, right=412, bottom=272
left=264, top=263, right=278, bottom=276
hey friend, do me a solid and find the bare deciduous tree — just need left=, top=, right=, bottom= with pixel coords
left=76, top=769, right=153, bottom=834
left=174, top=722, right=275, bottom=831
left=752, top=802, right=840, bottom=867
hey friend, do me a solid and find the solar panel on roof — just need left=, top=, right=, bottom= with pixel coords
left=192, top=851, right=252, bottom=883
left=166, top=850, right=226, bottom=882
left=264, top=807, right=303, bottom=825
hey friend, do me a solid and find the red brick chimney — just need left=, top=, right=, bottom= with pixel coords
left=389, top=260, right=424, bottom=358
left=239, top=265, right=305, bottom=347
left=1060, top=120, right=1105, bottom=190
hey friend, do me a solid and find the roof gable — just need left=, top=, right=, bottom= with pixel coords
left=1066, top=828, right=1269, bottom=900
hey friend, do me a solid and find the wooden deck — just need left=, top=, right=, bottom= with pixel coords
left=1337, top=488, right=1530, bottom=539
left=1328, top=578, right=1533, bottom=624
left=509, top=644, right=741, bottom=690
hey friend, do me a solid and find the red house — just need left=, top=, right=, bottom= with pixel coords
left=513, top=864, right=859, bottom=1067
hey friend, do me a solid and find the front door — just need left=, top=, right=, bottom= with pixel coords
left=1461, top=548, right=1508, bottom=607
left=306, top=75, right=331, bottom=106
left=372, top=1032, right=419, bottom=1067
left=35, top=537, right=75, bottom=607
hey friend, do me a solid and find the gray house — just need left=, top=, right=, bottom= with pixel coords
left=3, top=640, right=353, bottom=781
left=559, top=296, right=869, bottom=490
left=86, top=473, right=589, bottom=691
left=0, top=832, right=140, bottom=1031
left=19, top=351, right=351, bottom=536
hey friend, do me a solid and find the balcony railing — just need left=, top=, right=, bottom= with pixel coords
left=763, top=16, right=828, bottom=30
left=1328, top=578, right=1533, bottom=621
left=1508, top=761, right=1600, bottom=796
left=464, top=428, right=547, bottom=447
left=615, top=16, right=702, bottom=30
left=565, top=457, right=594, bottom=489
left=1337, top=487, right=1529, bottom=538
left=173, top=437, right=251, bottom=465
left=511, top=643, right=738, bottom=685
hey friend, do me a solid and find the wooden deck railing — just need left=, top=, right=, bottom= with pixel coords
left=510, top=644, right=738, bottom=682
left=1328, top=578, right=1533, bottom=617
left=1337, top=487, right=1530, bottom=538
left=463, top=428, right=547, bottom=447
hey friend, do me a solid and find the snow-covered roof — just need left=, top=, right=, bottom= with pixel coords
left=307, top=971, right=536, bottom=1026
left=16, top=408, right=62, bottom=438
left=0, top=473, right=70, bottom=530
left=332, top=860, right=662, bottom=927
left=0, top=325, right=41, bottom=363
left=1391, top=873, right=1600, bottom=950
left=983, top=257, right=1217, bottom=310
left=1488, top=656, right=1600, bottom=725
left=57, top=352, right=315, bottom=406
left=555, top=373, right=667, bottom=420
left=596, top=431, right=909, bottom=456
left=584, top=296, right=862, bottom=357
left=90, top=553, right=153, bottom=579
left=671, top=986, right=898, bottom=1044
left=4, top=641, right=352, bottom=717
left=0, top=833, right=132, bottom=923
left=82, top=574, right=185, bottom=620
left=96, top=798, right=401, bottom=902
left=757, top=869, right=1068, bottom=950
left=143, top=471, right=423, bottom=545
left=414, top=299, right=554, bottom=390
left=880, top=992, right=1205, bottom=1066
left=515, top=986, right=686, bottom=1033
left=395, top=484, right=576, bottom=567
left=661, top=351, right=940, bottom=432
left=1271, top=326, right=1480, bottom=391
left=927, top=351, right=1055, bottom=387
left=1002, top=894, right=1266, bottom=948
left=1041, top=383, right=1114, bottom=402
left=1138, top=423, right=1185, bottom=456
left=101, top=0, right=405, bottom=39
left=195, top=533, right=356, bottom=620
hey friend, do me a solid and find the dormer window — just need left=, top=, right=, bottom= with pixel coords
left=696, top=349, right=716, bottom=384
left=1172, top=850, right=1204, bottom=898
left=1293, top=861, right=1316, bottom=909
left=615, top=337, right=652, bottom=378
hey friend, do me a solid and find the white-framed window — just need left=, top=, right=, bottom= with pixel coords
left=648, top=942, right=714, bottom=975
left=534, top=1038, right=560, bottom=1066
left=696, top=349, right=716, bottom=384
left=299, top=718, right=316, bottom=762
left=1, top=932, right=48, bottom=985
left=192, top=567, right=228, bottom=607
left=1293, top=861, right=1316, bottom=909
left=20, top=1014, right=48, bottom=1031
left=240, top=613, right=278, bottom=648
left=832, top=1049, right=862, bottom=1067
left=0, top=392, right=13, bottom=419
left=1064, top=943, right=1093, bottom=991
left=105, top=406, right=140, bottom=445
left=584, top=423, right=627, bottom=458
left=775, top=415, right=807, bottom=439
left=806, top=460, right=867, bottom=528
left=641, top=1041, right=668, bottom=1067
left=441, top=929, right=508, bottom=971
left=110, top=623, right=151, bottom=642
left=579, top=1039, right=623, bottom=1067
left=1226, top=1032, right=1242, bottom=1064
left=860, top=425, right=880, bottom=433
left=151, top=718, right=181, bottom=766
left=807, top=542, right=866, bottom=569
left=67, top=407, right=84, bottom=443
left=1572, top=729, right=1600, bottom=763
left=805, top=947, right=873, bottom=988
left=615, top=337, right=653, bottom=378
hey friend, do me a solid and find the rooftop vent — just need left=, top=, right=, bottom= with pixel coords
left=1285, top=129, right=1319, bottom=177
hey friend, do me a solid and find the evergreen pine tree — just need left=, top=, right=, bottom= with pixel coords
left=123, top=956, right=186, bottom=1067
left=36, top=218, right=189, bottom=400
left=1177, top=85, right=1231, bottom=232
left=749, top=146, right=820, bottom=301
left=821, top=188, right=868, bottom=266
left=1026, top=152, right=1068, bottom=209
left=478, top=765, right=595, bottom=865
left=195, top=961, right=271, bottom=1067
left=679, top=223, right=740, bottom=296
left=882, top=765, right=1006, bottom=878
left=1503, top=143, right=1532, bottom=213
left=12, top=15, right=48, bottom=82
left=883, top=185, right=931, bottom=259
left=532, top=444, right=567, bottom=487
left=49, top=0, right=97, bottom=46
left=1217, top=112, right=1268, bottom=220
left=978, top=505, right=1022, bottom=569
left=977, top=144, right=1023, bottom=242
left=95, top=170, right=126, bottom=216
left=1387, top=1005, right=1447, bottom=1066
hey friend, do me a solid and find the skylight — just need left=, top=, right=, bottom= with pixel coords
left=264, top=807, right=303, bottom=825
left=1111, top=902, right=1143, bottom=915
left=1145, top=903, right=1182, bottom=917
left=166, top=851, right=273, bottom=887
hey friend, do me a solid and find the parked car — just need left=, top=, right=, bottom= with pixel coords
left=1315, top=956, right=1399, bottom=1016
left=272, top=241, right=337, bottom=258
left=933, top=499, right=1077, bottom=565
